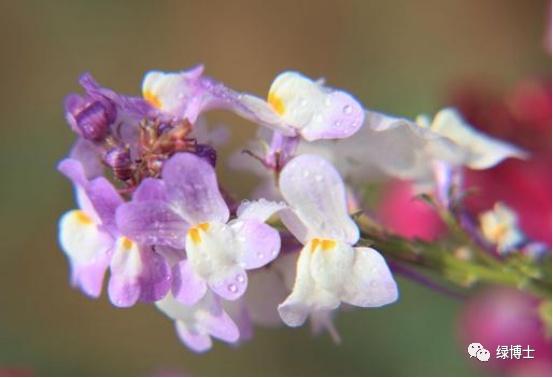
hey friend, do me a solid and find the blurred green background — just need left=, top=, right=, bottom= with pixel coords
left=0, top=0, right=550, bottom=375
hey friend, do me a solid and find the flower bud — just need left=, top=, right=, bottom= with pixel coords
left=65, top=95, right=117, bottom=142
left=103, top=147, right=133, bottom=181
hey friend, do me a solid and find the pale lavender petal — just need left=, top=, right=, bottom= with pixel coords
left=108, top=274, right=141, bottom=308
left=162, top=153, right=229, bottom=224
left=70, top=253, right=110, bottom=298
left=175, top=321, right=212, bottom=353
left=58, top=158, right=87, bottom=187
left=69, top=139, right=103, bottom=179
left=208, top=265, right=248, bottom=301
left=223, top=300, right=254, bottom=342
left=116, top=201, right=188, bottom=249
left=133, top=178, right=167, bottom=202
left=231, top=219, right=280, bottom=269
left=202, top=307, right=241, bottom=343
left=86, top=177, right=124, bottom=233
left=172, top=259, right=207, bottom=305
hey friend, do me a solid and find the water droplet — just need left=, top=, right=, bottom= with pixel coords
left=236, top=274, right=245, bottom=283
left=228, top=283, right=238, bottom=293
left=334, top=120, right=342, bottom=128
left=315, top=175, right=323, bottom=182
left=257, top=252, right=265, bottom=259
left=343, top=105, right=352, bottom=114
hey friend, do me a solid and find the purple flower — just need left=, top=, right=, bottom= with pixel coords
left=58, top=159, right=171, bottom=307
left=58, top=158, right=121, bottom=297
left=116, top=153, right=285, bottom=304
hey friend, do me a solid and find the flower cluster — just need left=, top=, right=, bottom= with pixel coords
left=57, top=65, right=527, bottom=352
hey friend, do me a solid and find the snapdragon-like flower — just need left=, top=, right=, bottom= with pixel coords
left=276, top=154, right=398, bottom=327
left=479, top=202, right=525, bottom=254
left=58, top=159, right=120, bottom=297
left=116, top=152, right=284, bottom=304
left=58, top=159, right=171, bottom=307
left=142, top=66, right=365, bottom=142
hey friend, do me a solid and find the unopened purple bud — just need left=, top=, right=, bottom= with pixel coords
left=194, top=144, right=217, bottom=167
left=104, top=147, right=133, bottom=181
left=72, top=98, right=117, bottom=142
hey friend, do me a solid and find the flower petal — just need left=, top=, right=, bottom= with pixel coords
left=430, top=108, right=528, bottom=169
left=156, top=292, right=239, bottom=352
left=58, top=209, right=113, bottom=266
left=236, top=199, right=286, bottom=222
left=70, top=258, right=110, bottom=298
left=59, top=209, right=112, bottom=297
left=58, top=158, right=88, bottom=188
left=277, top=244, right=340, bottom=327
left=108, top=238, right=143, bottom=307
left=138, top=249, right=172, bottom=303
left=235, top=94, right=297, bottom=135
left=108, top=238, right=171, bottom=307
left=202, top=309, right=241, bottom=344
left=268, top=71, right=364, bottom=141
left=230, top=219, right=281, bottom=269
left=208, top=265, right=248, bottom=301
left=116, top=200, right=188, bottom=249
left=171, top=259, right=207, bottom=305
left=278, top=154, right=359, bottom=243
left=86, top=177, right=124, bottom=233
left=162, top=153, right=229, bottom=224
left=69, top=139, right=103, bottom=179
left=133, top=178, right=167, bottom=202
left=185, top=221, right=247, bottom=300
left=175, top=321, right=213, bottom=353
left=341, top=247, right=399, bottom=307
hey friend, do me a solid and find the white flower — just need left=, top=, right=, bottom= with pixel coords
left=479, top=203, right=524, bottom=253
left=276, top=154, right=398, bottom=327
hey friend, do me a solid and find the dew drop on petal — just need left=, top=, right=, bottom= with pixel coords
left=315, top=175, right=323, bottom=182
left=257, top=252, right=265, bottom=260
left=236, top=274, right=245, bottom=283
left=343, top=105, right=352, bottom=114
left=228, top=283, right=238, bottom=293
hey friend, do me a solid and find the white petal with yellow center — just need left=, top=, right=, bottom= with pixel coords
left=185, top=222, right=240, bottom=280
left=142, top=71, right=185, bottom=113
left=278, top=239, right=398, bottom=327
left=59, top=209, right=112, bottom=265
left=110, top=236, right=143, bottom=279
